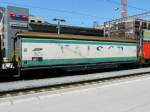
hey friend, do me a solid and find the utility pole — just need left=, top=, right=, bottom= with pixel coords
left=121, top=0, right=127, bottom=17
left=53, top=18, right=66, bottom=34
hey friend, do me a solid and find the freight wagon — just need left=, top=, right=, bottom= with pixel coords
left=143, top=29, right=150, bottom=61
left=13, top=32, right=138, bottom=76
left=0, top=5, right=149, bottom=77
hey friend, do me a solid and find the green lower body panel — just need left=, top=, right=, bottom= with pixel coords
left=22, top=57, right=137, bottom=68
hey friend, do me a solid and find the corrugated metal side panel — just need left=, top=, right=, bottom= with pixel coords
left=143, top=41, right=150, bottom=59
left=21, top=38, right=137, bottom=67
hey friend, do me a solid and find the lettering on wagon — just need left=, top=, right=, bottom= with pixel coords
left=97, top=46, right=103, bottom=52
left=59, top=44, right=83, bottom=56
left=32, top=48, right=43, bottom=61
left=97, top=45, right=124, bottom=53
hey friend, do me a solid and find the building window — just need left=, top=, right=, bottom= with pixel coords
left=38, top=21, right=42, bottom=23
left=30, top=20, right=35, bottom=23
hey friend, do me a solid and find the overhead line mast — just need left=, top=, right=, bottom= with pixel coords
left=121, top=0, right=127, bottom=17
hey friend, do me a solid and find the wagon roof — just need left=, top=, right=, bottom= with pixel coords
left=17, top=32, right=136, bottom=43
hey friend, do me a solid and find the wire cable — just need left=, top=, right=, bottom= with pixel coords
left=0, top=1, right=111, bottom=20
left=105, top=0, right=148, bottom=12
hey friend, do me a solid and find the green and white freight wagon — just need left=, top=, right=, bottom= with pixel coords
left=15, top=32, right=138, bottom=71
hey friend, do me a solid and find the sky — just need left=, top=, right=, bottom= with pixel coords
left=0, top=0, right=150, bottom=27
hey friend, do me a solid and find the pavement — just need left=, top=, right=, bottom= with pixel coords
left=0, top=74, right=150, bottom=112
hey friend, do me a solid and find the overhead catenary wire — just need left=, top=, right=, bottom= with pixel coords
left=0, top=1, right=111, bottom=20
left=1, top=1, right=148, bottom=20
left=1, top=0, right=149, bottom=27
left=105, top=0, right=148, bottom=12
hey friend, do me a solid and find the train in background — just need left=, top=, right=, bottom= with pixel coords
left=0, top=6, right=150, bottom=77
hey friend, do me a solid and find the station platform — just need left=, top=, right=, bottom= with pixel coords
left=0, top=75, right=150, bottom=112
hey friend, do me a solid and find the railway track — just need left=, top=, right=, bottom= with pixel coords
left=0, top=67, right=150, bottom=98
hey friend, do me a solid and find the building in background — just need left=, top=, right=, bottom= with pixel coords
left=29, top=15, right=45, bottom=24
left=0, top=6, right=29, bottom=63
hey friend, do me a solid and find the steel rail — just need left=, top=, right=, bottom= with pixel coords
left=0, top=67, right=150, bottom=96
